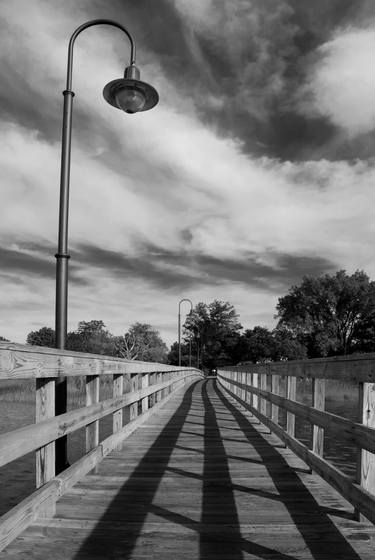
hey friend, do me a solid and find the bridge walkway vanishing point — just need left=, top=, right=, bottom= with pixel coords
left=2, top=378, right=375, bottom=560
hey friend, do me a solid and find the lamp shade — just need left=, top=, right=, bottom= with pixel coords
left=103, top=78, right=159, bottom=113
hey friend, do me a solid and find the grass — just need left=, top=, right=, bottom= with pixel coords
left=0, top=376, right=132, bottom=405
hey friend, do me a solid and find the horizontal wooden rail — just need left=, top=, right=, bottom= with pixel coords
left=226, top=375, right=375, bottom=454
left=222, top=353, right=375, bottom=383
left=0, top=342, right=202, bottom=552
left=0, top=342, right=191, bottom=380
left=0, top=377, right=176, bottom=469
left=218, top=361, right=375, bottom=525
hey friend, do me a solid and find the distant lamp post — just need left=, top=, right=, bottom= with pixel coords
left=178, top=298, right=193, bottom=367
left=55, top=19, right=158, bottom=473
left=196, top=328, right=200, bottom=369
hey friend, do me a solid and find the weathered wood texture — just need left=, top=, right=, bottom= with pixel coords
left=221, top=354, right=375, bottom=382
left=112, top=374, right=124, bottom=436
left=312, top=378, right=326, bottom=456
left=218, top=371, right=375, bottom=526
left=0, top=376, right=196, bottom=470
left=271, top=374, right=280, bottom=423
left=0, top=343, right=201, bottom=552
left=222, top=373, right=375, bottom=453
left=0, top=374, right=199, bottom=553
left=0, top=342, right=193, bottom=380
left=286, top=375, right=297, bottom=438
left=35, top=378, right=55, bottom=489
left=357, top=383, right=375, bottom=521
left=85, top=375, right=99, bottom=453
left=2, top=379, right=374, bottom=559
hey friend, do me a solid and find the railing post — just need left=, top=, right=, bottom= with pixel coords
left=85, top=375, right=99, bottom=452
left=356, top=382, right=375, bottom=521
left=148, top=372, right=155, bottom=407
left=129, top=373, right=139, bottom=420
left=286, top=375, right=297, bottom=437
left=253, top=373, right=259, bottom=410
left=113, top=374, right=124, bottom=435
left=246, top=372, right=252, bottom=408
left=312, top=378, right=325, bottom=456
left=142, top=373, right=149, bottom=413
left=260, top=373, right=267, bottom=416
left=156, top=371, right=162, bottom=403
left=36, top=378, right=55, bottom=497
left=271, top=374, right=280, bottom=424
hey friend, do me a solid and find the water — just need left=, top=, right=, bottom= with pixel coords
left=0, top=379, right=360, bottom=517
left=0, top=378, right=115, bottom=516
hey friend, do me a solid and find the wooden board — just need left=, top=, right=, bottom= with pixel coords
left=2, top=379, right=375, bottom=559
left=0, top=342, right=200, bottom=380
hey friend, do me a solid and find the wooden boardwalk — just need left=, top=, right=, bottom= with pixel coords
left=2, top=379, right=375, bottom=559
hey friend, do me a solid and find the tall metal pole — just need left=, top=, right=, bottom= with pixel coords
left=178, top=310, right=181, bottom=366
left=196, top=328, right=200, bottom=369
left=178, top=298, right=192, bottom=367
left=54, top=20, right=136, bottom=474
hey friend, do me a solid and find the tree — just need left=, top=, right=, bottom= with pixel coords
left=167, top=341, right=191, bottom=366
left=27, top=327, right=55, bottom=348
left=276, top=270, right=375, bottom=357
left=67, top=320, right=115, bottom=355
left=272, top=327, right=307, bottom=361
left=116, top=323, right=168, bottom=363
left=0, top=336, right=9, bottom=342
left=184, top=300, right=242, bottom=370
left=232, top=326, right=277, bottom=364
left=230, top=326, right=307, bottom=364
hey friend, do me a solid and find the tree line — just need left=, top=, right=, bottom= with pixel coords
left=2, top=269, right=375, bottom=368
left=26, top=320, right=169, bottom=363
left=175, top=270, right=375, bottom=369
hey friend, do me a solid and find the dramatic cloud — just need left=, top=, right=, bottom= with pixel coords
left=299, top=26, right=375, bottom=135
left=1, top=0, right=375, bottom=346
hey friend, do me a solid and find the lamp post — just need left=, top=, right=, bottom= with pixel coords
left=196, top=327, right=200, bottom=369
left=178, top=298, right=193, bottom=367
left=55, top=19, right=158, bottom=473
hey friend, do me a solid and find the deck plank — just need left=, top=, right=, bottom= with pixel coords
left=2, top=379, right=375, bottom=559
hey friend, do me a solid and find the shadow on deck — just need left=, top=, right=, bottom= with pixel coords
left=3, top=379, right=375, bottom=559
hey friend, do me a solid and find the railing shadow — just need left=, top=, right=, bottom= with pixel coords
left=200, top=379, right=243, bottom=559
left=74, top=381, right=200, bottom=559
left=213, top=380, right=363, bottom=560
left=73, top=378, right=363, bottom=560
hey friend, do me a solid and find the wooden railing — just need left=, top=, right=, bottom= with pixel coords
left=0, top=342, right=202, bottom=551
left=218, top=354, right=375, bottom=525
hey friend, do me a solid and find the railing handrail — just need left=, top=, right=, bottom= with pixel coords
left=220, top=352, right=375, bottom=382
left=217, top=362, right=375, bottom=525
left=0, top=341, right=196, bottom=379
left=0, top=343, right=202, bottom=552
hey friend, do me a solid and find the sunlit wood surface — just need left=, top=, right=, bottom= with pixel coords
left=2, top=379, right=375, bottom=559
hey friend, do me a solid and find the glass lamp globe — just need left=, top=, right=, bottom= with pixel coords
left=103, top=64, right=158, bottom=114
left=115, top=87, right=146, bottom=113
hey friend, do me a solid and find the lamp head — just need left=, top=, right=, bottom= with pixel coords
left=103, top=64, right=159, bottom=113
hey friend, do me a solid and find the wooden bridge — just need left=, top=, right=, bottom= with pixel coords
left=1, top=343, right=375, bottom=558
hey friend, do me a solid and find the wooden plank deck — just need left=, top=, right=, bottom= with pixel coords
left=2, top=379, right=375, bottom=559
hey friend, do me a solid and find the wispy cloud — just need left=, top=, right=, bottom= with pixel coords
left=1, top=0, right=375, bottom=346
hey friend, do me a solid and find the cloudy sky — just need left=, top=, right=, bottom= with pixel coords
left=1, top=0, right=375, bottom=347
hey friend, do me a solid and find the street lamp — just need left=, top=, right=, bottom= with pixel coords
left=178, top=298, right=193, bottom=367
left=55, top=19, right=158, bottom=472
left=196, top=327, right=200, bottom=369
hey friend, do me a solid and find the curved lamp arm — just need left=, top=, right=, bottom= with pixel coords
left=178, top=299, right=193, bottom=367
left=66, top=19, right=136, bottom=91
left=178, top=298, right=193, bottom=313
